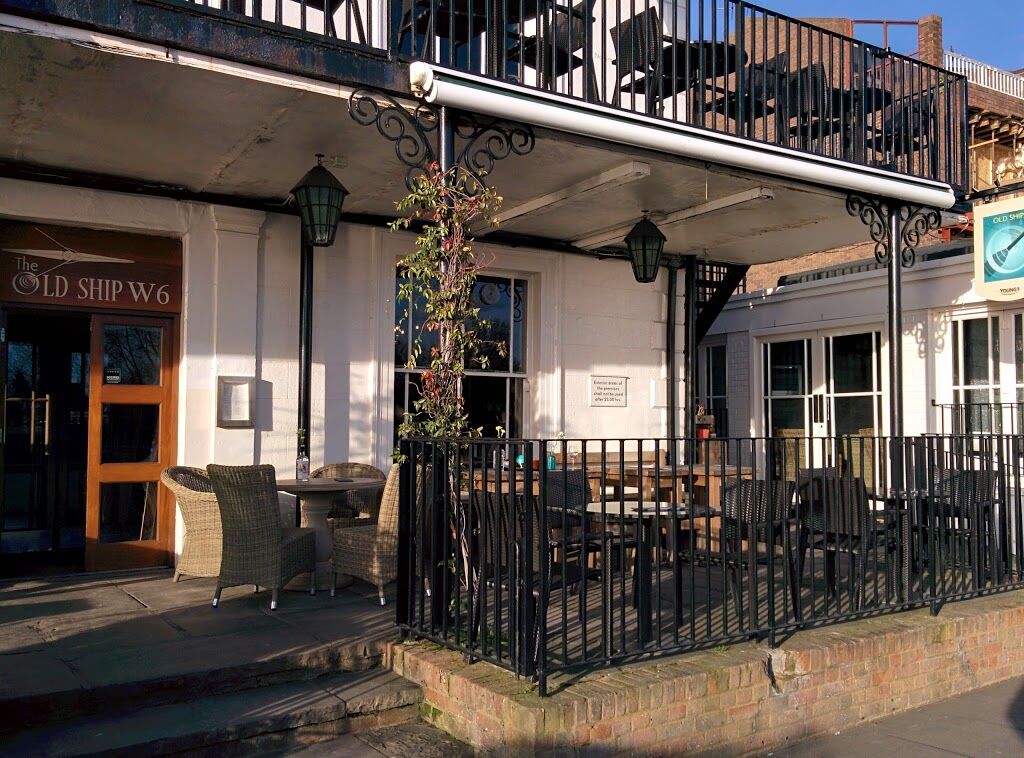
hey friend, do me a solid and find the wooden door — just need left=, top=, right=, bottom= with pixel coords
left=85, top=314, right=177, bottom=570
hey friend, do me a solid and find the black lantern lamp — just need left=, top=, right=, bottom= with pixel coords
left=291, top=154, right=348, bottom=247
left=624, top=214, right=666, bottom=283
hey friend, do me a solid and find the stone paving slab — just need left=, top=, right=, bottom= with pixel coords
left=286, top=723, right=472, bottom=758
left=775, top=675, right=1024, bottom=757
left=1, top=669, right=420, bottom=757
left=0, top=569, right=398, bottom=730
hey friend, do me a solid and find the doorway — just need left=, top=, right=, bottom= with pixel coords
left=0, top=309, right=177, bottom=576
left=762, top=329, right=883, bottom=477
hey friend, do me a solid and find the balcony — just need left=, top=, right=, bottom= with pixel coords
left=175, top=0, right=968, bottom=192
left=944, top=49, right=1024, bottom=102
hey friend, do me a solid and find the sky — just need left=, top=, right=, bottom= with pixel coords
left=765, top=1, right=1024, bottom=73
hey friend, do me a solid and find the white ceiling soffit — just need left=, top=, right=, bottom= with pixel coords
left=411, top=63, right=957, bottom=211
left=573, top=187, right=774, bottom=249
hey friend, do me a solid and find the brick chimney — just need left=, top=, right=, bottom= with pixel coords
left=917, top=15, right=943, bottom=67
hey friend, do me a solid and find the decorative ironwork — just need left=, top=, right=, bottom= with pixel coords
left=453, top=114, right=535, bottom=194
left=846, top=194, right=942, bottom=267
left=899, top=205, right=943, bottom=267
left=845, top=194, right=894, bottom=264
left=349, top=89, right=535, bottom=194
left=349, top=90, right=438, bottom=190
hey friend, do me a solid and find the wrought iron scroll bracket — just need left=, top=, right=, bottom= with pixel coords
left=349, top=89, right=438, bottom=191
left=452, top=113, right=535, bottom=195
left=898, top=205, right=942, bottom=268
left=348, top=89, right=535, bottom=194
left=846, top=194, right=941, bottom=268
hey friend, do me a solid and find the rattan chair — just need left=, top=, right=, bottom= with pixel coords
left=330, top=463, right=400, bottom=604
left=312, top=462, right=387, bottom=520
left=161, top=466, right=222, bottom=582
left=207, top=464, right=317, bottom=610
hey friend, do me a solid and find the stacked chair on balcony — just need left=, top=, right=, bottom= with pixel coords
left=160, top=466, right=222, bottom=582
left=510, top=0, right=598, bottom=100
left=206, top=464, right=317, bottom=610
left=330, top=463, right=401, bottom=604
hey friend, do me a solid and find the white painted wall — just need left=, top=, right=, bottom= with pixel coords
left=704, top=251, right=1014, bottom=437
left=0, top=177, right=686, bottom=561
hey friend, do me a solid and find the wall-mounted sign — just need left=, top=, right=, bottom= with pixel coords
left=0, top=222, right=182, bottom=313
left=217, top=376, right=256, bottom=429
left=590, top=375, right=628, bottom=407
left=974, top=197, right=1024, bottom=301
left=104, top=367, right=122, bottom=385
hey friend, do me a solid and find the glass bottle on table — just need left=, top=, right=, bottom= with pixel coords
left=296, top=428, right=310, bottom=482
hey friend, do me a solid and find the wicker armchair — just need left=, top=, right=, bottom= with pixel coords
left=207, top=464, right=317, bottom=610
left=331, top=463, right=400, bottom=604
left=312, top=462, right=386, bottom=520
left=161, top=467, right=222, bottom=582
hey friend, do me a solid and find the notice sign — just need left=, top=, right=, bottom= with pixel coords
left=975, top=197, right=1024, bottom=301
left=0, top=222, right=182, bottom=313
left=590, top=375, right=628, bottom=407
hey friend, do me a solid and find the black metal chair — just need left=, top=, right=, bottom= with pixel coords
left=922, top=467, right=999, bottom=584
left=610, top=8, right=667, bottom=114
left=511, top=0, right=598, bottom=99
left=721, top=478, right=800, bottom=630
left=796, top=474, right=897, bottom=610
left=872, top=91, right=938, bottom=179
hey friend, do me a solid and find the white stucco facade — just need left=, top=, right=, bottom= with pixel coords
left=705, top=245, right=1023, bottom=439
left=0, top=176, right=687, bottom=560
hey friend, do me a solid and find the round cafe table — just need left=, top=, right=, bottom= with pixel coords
left=277, top=477, right=386, bottom=590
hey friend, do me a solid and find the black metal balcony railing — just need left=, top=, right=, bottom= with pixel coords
left=933, top=401, right=1024, bottom=436
left=183, top=0, right=968, bottom=190
left=398, top=434, right=1023, bottom=694
left=394, top=0, right=968, bottom=189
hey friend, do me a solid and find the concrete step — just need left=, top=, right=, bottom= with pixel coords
left=0, top=669, right=421, bottom=757
left=2, top=632, right=396, bottom=732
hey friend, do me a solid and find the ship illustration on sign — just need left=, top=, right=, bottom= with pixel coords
left=1, top=228, right=133, bottom=295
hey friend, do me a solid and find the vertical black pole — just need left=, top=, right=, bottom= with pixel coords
left=666, top=265, right=678, bottom=462
left=683, top=256, right=698, bottom=460
left=888, top=206, right=906, bottom=605
left=888, top=210, right=904, bottom=439
left=298, top=240, right=314, bottom=459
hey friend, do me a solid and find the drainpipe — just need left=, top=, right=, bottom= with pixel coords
left=683, top=256, right=698, bottom=460
left=297, top=241, right=314, bottom=463
left=666, top=265, right=678, bottom=461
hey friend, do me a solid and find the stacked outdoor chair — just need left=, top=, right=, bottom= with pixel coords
left=330, top=463, right=400, bottom=604
left=206, top=464, right=317, bottom=610
left=160, top=466, right=222, bottom=582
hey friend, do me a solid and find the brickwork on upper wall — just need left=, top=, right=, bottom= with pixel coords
left=918, top=15, right=943, bottom=68
left=391, top=589, right=1024, bottom=755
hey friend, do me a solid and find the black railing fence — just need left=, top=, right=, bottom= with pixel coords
left=398, top=434, right=1024, bottom=694
left=394, top=0, right=968, bottom=188
left=181, top=0, right=376, bottom=47
left=182, top=0, right=967, bottom=189
left=933, top=400, right=1024, bottom=436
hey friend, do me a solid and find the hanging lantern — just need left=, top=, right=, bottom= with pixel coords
left=624, top=216, right=666, bottom=283
left=290, top=154, right=348, bottom=247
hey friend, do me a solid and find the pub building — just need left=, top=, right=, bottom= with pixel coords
left=0, top=2, right=969, bottom=577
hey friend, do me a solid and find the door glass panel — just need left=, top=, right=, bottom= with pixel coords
left=99, top=482, right=158, bottom=543
left=769, top=398, right=806, bottom=438
left=103, top=325, right=161, bottom=385
left=831, top=333, right=874, bottom=393
left=769, top=341, right=806, bottom=395
left=833, top=396, right=875, bottom=436
left=101, top=404, right=159, bottom=463
left=962, top=318, right=990, bottom=386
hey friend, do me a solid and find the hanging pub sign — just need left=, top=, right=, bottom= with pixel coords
left=0, top=221, right=181, bottom=313
left=974, top=196, right=1024, bottom=301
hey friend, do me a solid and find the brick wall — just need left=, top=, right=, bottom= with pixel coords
left=392, top=590, right=1024, bottom=755
left=918, top=15, right=943, bottom=68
